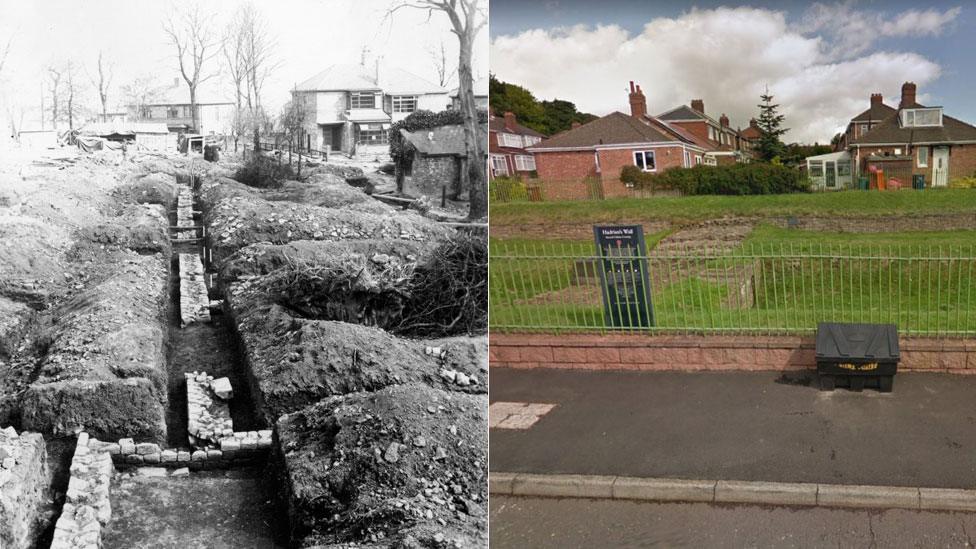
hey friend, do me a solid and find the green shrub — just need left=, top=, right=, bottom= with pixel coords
left=620, top=163, right=809, bottom=195
left=950, top=176, right=976, bottom=189
left=490, top=176, right=530, bottom=202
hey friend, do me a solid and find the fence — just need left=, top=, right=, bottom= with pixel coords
left=489, top=241, right=976, bottom=337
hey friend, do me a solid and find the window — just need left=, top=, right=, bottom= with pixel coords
left=901, top=107, right=942, bottom=127
left=917, top=146, right=929, bottom=167
left=490, top=154, right=508, bottom=176
left=514, top=155, right=536, bottom=171
left=355, top=123, right=387, bottom=144
left=633, top=150, right=656, bottom=171
left=523, top=135, right=542, bottom=147
left=167, top=106, right=179, bottom=118
left=837, top=161, right=851, bottom=176
left=708, top=126, right=716, bottom=141
left=684, top=150, right=691, bottom=168
left=499, top=133, right=522, bottom=148
left=809, top=160, right=824, bottom=177
left=392, top=95, right=417, bottom=113
left=695, top=155, right=702, bottom=165
left=350, top=92, right=375, bottom=109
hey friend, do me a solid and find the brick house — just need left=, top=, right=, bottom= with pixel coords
left=738, top=118, right=762, bottom=154
left=292, top=63, right=449, bottom=159
left=399, top=124, right=488, bottom=200
left=527, top=82, right=722, bottom=199
left=657, top=99, right=748, bottom=164
left=848, top=82, right=976, bottom=187
left=488, top=111, right=546, bottom=179
left=127, top=79, right=234, bottom=135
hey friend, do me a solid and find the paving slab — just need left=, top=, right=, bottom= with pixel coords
left=490, top=368, right=976, bottom=489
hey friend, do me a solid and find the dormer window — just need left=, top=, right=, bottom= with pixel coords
left=901, top=107, right=942, bottom=128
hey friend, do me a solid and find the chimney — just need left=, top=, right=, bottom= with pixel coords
left=628, top=81, right=647, bottom=119
left=870, top=93, right=883, bottom=108
left=571, top=121, right=581, bottom=129
left=749, top=118, right=758, bottom=128
left=691, top=99, right=705, bottom=114
left=900, top=82, right=917, bottom=108
left=503, top=111, right=517, bottom=130
left=719, top=113, right=729, bottom=128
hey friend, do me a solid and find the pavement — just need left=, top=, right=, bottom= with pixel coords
left=490, top=495, right=976, bottom=548
left=490, top=368, right=976, bottom=489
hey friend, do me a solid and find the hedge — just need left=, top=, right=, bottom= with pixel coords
left=620, top=163, right=810, bottom=195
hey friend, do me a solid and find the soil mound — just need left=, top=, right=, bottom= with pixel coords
left=276, top=383, right=487, bottom=548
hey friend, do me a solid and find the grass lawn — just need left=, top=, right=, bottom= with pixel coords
left=490, top=227, right=976, bottom=335
left=490, top=188, right=976, bottom=226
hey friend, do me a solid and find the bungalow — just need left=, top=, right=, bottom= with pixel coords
left=292, top=63, right=449, bottom=158
left=848, top=82, right=976, bottom=188
left=488, top=110, right=545, bottom=179
left=527, top=81, right=721, bottom=199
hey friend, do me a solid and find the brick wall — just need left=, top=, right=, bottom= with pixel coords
left=491, top=333, right=976, bottom=373
left=950, top=144, right=976, bottom=180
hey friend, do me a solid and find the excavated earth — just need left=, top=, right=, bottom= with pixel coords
left=201, top=169, right=488, bottom=547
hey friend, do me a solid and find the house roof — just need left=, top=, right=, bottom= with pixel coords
left=80, top=121, right=170, bottom=135
left=643, top=116, right=710, bottom=149
left=658, top=105, right=706, bottom=121
left=346, top=109, right=391, bottom=123
left=400, top=124, right=489, bottom=156
left=849, top=107, right=976, bottom=145
left=739, top=124, right=761, bottom=140
left=850, top=102, right=897, bottom=122
left=295, top=64, right=445, bottom=95
left=146, top=84, right=233, bottom=106
left=529, top=111, right=676, bottom=150
left=489, top=115, right=546, bottom=138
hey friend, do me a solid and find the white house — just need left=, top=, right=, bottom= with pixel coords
left=292, top=63, right=449, bottom=158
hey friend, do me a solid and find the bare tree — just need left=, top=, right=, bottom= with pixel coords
left=280, top=89, right=308, bottom=177
left=64, top=62, right=82, bottom=130
left=428, top=40, right=456, bottom=88
left=163, top=4, right=221, bottom=133
left=390, top=0, right=487, bottom=220
left=0, top=37, right=11, bottom=79
left=46, top=65, right=62, bottom=127
left=87, top=51, right=113, bottom=122
left=224, top=3, right=279, bottom=154
left=122, top=75, right=165, bottom=119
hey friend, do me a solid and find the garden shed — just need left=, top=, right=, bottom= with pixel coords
left=806, top=150, right=852, bottom=190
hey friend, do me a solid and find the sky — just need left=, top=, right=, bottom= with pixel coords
left=490, top=0, right=974, bottom=144
left=0, top=0, right=489, bottom=130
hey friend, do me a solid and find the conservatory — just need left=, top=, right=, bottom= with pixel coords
left=806, top=151, right=853, bottom=190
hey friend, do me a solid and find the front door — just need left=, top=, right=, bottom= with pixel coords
left=825, top=161, right=836, bottom=188
left=933, top=147, right=949, bottom=187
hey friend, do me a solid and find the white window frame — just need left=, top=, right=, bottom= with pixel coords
left=350, top=92, right=376, bottom=109
left=499, top=132, right=522, bottom=148
left=917, top=146, right=929, bottom=168
left=633, top=150, right=656, bottom=172
left=695, top=155, right=702, bottom=165
left=391, top=95, right=418, bottom=113
left=901, top=107, right=943, bottom=128
left=514, top=155, right=536, bottom=171
left=525, top=135, right=542, bottom=147
left=683, top=150, right=691, bottom=168
left=708, top=126, right=716, bottom=141
left=809, top=160, right=824, bottom=178
left=490, top=154, right=508, bottom=176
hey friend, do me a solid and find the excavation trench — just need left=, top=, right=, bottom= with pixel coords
left=98, top=172, right=285, bottom=548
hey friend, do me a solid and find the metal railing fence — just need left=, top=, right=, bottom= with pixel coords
left=489, top=241, right=976, bottom=337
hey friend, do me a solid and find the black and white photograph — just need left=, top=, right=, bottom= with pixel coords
left=0, top=0, right=487, bottom=547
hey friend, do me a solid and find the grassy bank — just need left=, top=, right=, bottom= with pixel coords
left=490, top=189, right=976, bottom=226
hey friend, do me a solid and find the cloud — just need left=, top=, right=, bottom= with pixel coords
left=798, top=2, right=961, bottom=59
left=490, top=6, right=945, bottom=143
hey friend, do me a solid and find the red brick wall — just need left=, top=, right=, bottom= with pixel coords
left=534, top=145, right=690, bottom=200
left=950, top=144, right=976, bottom=180
left=491, top=333, right=976, bottom=373
left=858, top=144, right=976, bottom=184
